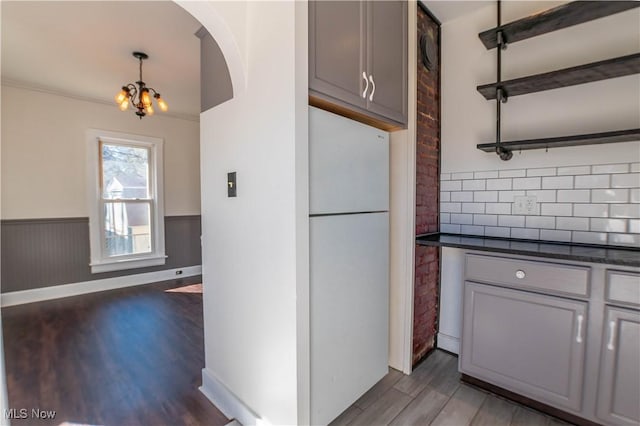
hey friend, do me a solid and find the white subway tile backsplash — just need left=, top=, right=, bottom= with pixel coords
left=513, top=177, right=541, bottom=190
left=612, top=173, right=640, bottom=188
left=485, top=226, right=511, bottom=238
left=526, top=190, right=556, bottom=203
left=474, top=191, right=498, bottom=202
left=525, top=216, right=556, bottom=229
left=499, top=215, right=525, bottom=227
left=542, top=176, right=573, bottom=189
left=527, top=167, right=556, bottom=177
left=452, top=172, right=474, bottom=180
left=440, top=161, right=638, bottom=245
left=592, top=164, right=628, bottom=174
left=463, top=180, right=486, bottom=191
left=485, top=203, right=511, bottom=215
left=499, top=191, right=526, bottom=202
left=592, top=189, right=629, bottom=203
left=591, top=218, right=627, bottom=233
left=541, top=203, right=572, bottom=216
left=573, top=231, right=608, bottom=245
left=441, top=180, right=462, bottom=191
left=441, top=224, right=461, bottom=234
left=574, top=204, right=608, bottom=218
left=511, top=228, right=540, bottom=240
left=557, top=165, right=591, bottom=176
left=556, top=217, right=589, bottom=231
left=451, top=191, right=473, bottom=202
left=608, top=233, right=640, bottom=247
left=499, top=169, right=526, bottom=178
left=474, top=214, right=498, bottom=226
left=474, top=171, right=499, bottom=179
left=462, top=203, right=485, bottom=214
left=540, top=229, right=572, bottom=242
left=487, top=178, right=512, bottom=191
left=451, top=213, right=473, bottom=225
left=575, top=174, right=610, bottom=189
left=557, top=189, right=590, bottom=203
left=610, top=204, right=640, bottom=218
left=440, top=202, right=462, bottom=213
left=461, top=225, right=485, bottom=236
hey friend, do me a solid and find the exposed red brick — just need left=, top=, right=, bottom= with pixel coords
left=413, top=6, right=440, bottom=366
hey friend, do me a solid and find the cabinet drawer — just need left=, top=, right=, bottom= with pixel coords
left=606, top=270, right=640, bottom=308
left=465, top=254, right=590, bottom=298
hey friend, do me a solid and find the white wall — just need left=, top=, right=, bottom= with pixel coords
left=1, top=85, right=200, bottom=219
left=441, top=1, right=640, bottom=173
left=196, top=1, right=308, bottom=425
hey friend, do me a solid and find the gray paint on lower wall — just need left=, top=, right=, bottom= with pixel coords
left=1, top=215, right=201, bottom=293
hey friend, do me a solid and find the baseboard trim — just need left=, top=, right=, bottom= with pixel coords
left=437, top=332, right=460, bottom=355
left=1, top=265, right=202, bottom=307
left=200, top=368, right=261, bottom=426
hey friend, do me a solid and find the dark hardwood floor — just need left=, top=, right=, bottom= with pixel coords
left=2, top=276, right=229, bottom=426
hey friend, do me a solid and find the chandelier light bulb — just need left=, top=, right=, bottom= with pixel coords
left=119, top=99, right=129, bottom=111
left=155, top=94, right=168, bottom=112
left=146, top=105, right=155, bottom=116
left=115, top=87, right=129, bottom=104
left=141, top=89, right=152, bottom=108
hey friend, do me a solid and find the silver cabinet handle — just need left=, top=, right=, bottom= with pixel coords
left=576, top=314, right=584, bottom=343
left=368, top=74, right=376, bottom=101
left=515, top=270, right=526, bottom=279
left=607, top=320, right=616, bottom=351
left=362, top=72, right=369, bottom=98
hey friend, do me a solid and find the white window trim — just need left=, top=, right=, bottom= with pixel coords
left=86, top=129, right=166, bottom=274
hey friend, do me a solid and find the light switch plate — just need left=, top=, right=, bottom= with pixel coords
left=227, top=172, right=237, bottom=197
left=514, top=195, right=538, bottom=215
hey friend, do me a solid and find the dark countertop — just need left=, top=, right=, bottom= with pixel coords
left=416, top=233, right=640, bottom=267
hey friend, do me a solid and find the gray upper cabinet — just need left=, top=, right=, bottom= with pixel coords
left=461, top=281, right=587, bottom=412
left=309, top=1, right=407, bottom=127
left=366, top=1, right=407, bottom=123
left=597, top=306, right=640, bottom=426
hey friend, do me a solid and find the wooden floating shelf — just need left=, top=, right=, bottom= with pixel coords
left=477, top=53, right=640, bottom=100
left=477, top=129, right=640, bottom=152
left=479, top=1, right=640, bottom=50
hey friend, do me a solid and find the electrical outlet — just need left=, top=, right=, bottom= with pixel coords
left=175, top=270, right=183, bottom=275
left=514, top=195, right=538, bottom=215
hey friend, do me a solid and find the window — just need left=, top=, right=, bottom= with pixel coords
left=87, top=130, right=165, bottom=273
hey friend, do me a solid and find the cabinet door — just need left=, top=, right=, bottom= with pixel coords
left=597, top=307, right=640, bottom=426
left=309, top=1, right=366, bottom=109
left=365, top=0, right=407, bottom=124
left=460, top=282, right=587, bottom=412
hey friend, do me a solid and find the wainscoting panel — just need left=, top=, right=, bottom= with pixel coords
left=1, top=215, right=201, bottom=292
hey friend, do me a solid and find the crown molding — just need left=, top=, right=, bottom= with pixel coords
left=1, top=78, right=200, bottom=123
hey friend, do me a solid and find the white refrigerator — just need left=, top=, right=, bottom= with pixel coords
left=309, top=107, right=389, bottom=425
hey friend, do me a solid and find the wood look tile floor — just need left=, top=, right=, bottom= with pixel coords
left=2, top=276, right=229, bottom=426
left=330, top=350, right=574, bottom=426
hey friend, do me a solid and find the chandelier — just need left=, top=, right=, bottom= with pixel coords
left=115, top=51, right=168, bottom=119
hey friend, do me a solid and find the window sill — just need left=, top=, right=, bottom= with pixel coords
left=90, top=255, right=167, bottom=274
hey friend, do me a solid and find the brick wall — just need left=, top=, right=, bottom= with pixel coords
left=413, top=5, right=440, bottom=365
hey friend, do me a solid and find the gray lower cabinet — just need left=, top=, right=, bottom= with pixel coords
left=309, top=0, right=407, bottom=127
left=460, top=281, right=587, bottom=412
left=596, top=306, right=640, bottom=425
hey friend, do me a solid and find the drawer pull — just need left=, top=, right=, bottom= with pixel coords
left=576, top=314, right=584, bottom=343
left=607, top=320, right=616, bottom=351
left=362, top=72, right=369, bottom=98
left=515, top=270, right=526, bottom=279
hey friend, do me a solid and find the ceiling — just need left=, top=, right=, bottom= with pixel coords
left=421, top=1, right=492, bottom=23
left=1, top=1, right=202, bottom=120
